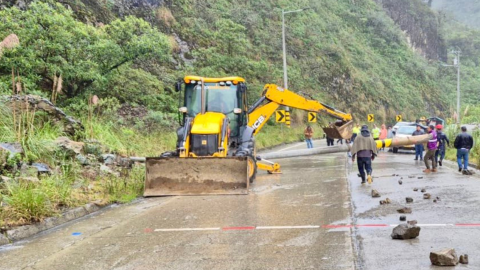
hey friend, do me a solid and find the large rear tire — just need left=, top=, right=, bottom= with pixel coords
left=247, top=155, right=257, bottom=184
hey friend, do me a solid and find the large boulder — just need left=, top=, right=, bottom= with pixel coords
left=430, top=248, right=459, bottom=266
left=391, top=224, right=420, bottom=240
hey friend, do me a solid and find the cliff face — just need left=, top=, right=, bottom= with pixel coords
left=375, top=0, right=447, bottom=61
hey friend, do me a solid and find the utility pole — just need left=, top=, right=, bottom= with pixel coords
left=282, top=8, right=310, bottom=128
left=442, top=50, right=461, bottom=124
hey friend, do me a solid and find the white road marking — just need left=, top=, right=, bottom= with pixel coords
left=256, top=225, right=320, bottom=230
left=154, top=228, right=220, bottom=232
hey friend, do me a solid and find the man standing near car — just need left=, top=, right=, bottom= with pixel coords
left=435, top=124, right=449, bottom=166
left=454, top=126, right=474, bottom=174
left=423, top=125, right=438, bottom=173
left=351, top=125, right=378, bottom=184
left=412, top=124, right=424, bottom=161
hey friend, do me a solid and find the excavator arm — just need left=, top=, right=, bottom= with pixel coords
left=237, top=84, right=354, bottom=175
left=247, top=84, right=353, bottom=137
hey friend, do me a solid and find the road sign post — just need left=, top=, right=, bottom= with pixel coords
left=276, top=110, right=286, bottom=123
left=308, top=112, right=317, bottom=123
left=368, top=114, right=374, bottom=122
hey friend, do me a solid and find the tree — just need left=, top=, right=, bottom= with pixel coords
left=0, top=1, right=171, bottom=98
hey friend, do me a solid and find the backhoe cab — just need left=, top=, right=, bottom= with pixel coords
left=144, top=76, right=352, bottom=197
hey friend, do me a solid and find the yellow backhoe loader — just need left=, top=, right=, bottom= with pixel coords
left=144, top=76, right=353, bottom=196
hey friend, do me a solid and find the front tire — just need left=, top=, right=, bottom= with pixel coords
left=392, top=147, right=398, bottom=153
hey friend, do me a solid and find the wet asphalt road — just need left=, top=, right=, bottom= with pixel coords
left=1, top=141, right=480, bottom=269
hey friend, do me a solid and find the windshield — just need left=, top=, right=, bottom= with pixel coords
left=184, top=82, right=242, bottom=136
left=397, top=126, right=416, bottom=135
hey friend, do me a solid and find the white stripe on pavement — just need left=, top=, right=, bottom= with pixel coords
left=154, top=228, right=220, bottom=232
left=256, top=225, right=320, bottom=230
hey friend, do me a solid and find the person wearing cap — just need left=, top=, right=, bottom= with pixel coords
left=423, top=125, right=438, bottom=173
left=454, top=126, right=474, bottom=174
left=351, top=125, right=378, bottom=184
left=435, top=124, right=450, bottom=166
left=412, top=124, right=425, bottom=161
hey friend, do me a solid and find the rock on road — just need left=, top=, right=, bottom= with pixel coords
left=1, top=141, right=480, bottom=269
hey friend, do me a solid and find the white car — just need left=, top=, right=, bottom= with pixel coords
left=392, top=125, right=419, bottom=153
left=393, top=121, right=416, bottom=134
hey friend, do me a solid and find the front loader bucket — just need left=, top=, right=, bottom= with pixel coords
left=322, top=120, right=354, bottom=140
left=144, top=157, right=249, bottom=196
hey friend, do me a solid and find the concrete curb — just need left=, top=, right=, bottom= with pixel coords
left=1, top=202, right=105, bottom=245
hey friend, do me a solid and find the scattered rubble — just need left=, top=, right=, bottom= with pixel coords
left=418, top=176, right=423, bottom=179
left=380, top=200, right=385, bottom=205
left=459, top=254, right=469, bottom=264
left=397, top=207, right=412, bottom=214
left=433, top=199, right=437, bottom=203
left=385, top=198, right=391, bottom=204
left=430, top=248, right=459, bottom=266
left=436, top=196, right=440, bottom=201
left=391, top=224, right=420, bottom=239
left=421, top=188, right=426, bottom=193
left=408, top=175, right=415, bottom=178
left=423, top=193, right=431, bottom=199
left=55, top=137, right=85, bottom=157
left=413, top=188, right=418, bottom=191
left=371, top=189, right=381, bottom=198
left=399, top=215, right=406, bottom=221
left=398, top=180, right=402, bottom=185
left=406, top=197, right=413, bottom=203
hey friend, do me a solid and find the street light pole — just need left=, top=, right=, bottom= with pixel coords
left=442, top=50, right=461, bottom=124
left=281, top=8, right=310, bottom=128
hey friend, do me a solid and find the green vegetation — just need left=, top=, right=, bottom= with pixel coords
left=1, top=0, right=480, bottom=226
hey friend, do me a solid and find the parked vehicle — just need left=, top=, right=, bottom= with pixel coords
left=392, top=125, right=419, bottom=153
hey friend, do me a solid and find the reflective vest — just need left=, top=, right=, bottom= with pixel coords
left=352, top=127, right=360, bottom=135
left=372, top=128, right=380, bottom=139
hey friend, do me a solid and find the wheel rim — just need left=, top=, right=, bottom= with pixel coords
left=248, top=158, right=255, bottom=178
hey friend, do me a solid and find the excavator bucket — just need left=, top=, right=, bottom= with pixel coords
left=322, top=120, right=354, bottom=140
left=144, top=157, right=249, bottom=196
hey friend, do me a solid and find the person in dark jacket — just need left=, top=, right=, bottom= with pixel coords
left=412, top=125, right=425, bottom=161
left=351, top=125, right=378, bottom=184
left=435, top=124, right=450, bottom=166
left=454, top=126, right=474, bottom=174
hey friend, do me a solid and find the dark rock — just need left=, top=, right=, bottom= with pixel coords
left=406, top=197, right=413, bottom=203
left=413, top=188, right=419, bottom=191
left=421, top=188, right=426, bottom=193
left=391, top=224, right=420, bottom=239
left=31, top=163, right=51, bottom=175
left=400, top=215, right=406, bottom=221
left=385, top=198, right=391, bottom=204
left=398, top=180, right=403, bottom=185
left=433, top=199, right=437, bottom=203
left=407, top=220, right=417, bottom=225
left=423, top=193, right=431, bottom=199
left=380, top=200, right=385, bottom=205
left=408, top=175, right=415, bottom=178
left=371, top=189, right=381, bottom=198
left=459, top=254, right=469, bottom=264
left=397, top=207, right=412, bottom=214
left=102, top=154, right=116, bottom=165
left=430, top=248, right=459, bottom=266
left=0, top=142, right=23, bottom=158
left=436, top=196, right=441, bottom=201
left=418, top=176, right=423, bottom=179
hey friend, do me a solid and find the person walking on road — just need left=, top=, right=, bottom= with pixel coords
left=412, top=124, right=425, bottom=161
left=372, top=124, right=380, bottom=140
left=435, top=124, right=450, bottom=167
left=454, top=126, right=474, bottom=174
left=387, top=125, right=394, bottom=139
left=351, top=123, right=360, bottom=142
left=337, top=138, right=343, bottom=145
left=423, top=125, right=438, bottom=173
left=351, top=125, right=378, bottom=184
left=326, top=136, right=335, bottom=146
left=304, top=125, right=314, bottom=149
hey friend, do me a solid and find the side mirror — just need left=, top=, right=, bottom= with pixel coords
left=175, top=81, right=182, bottom=92
left=233, top=108, right=242, bottom=114
left=179, top=107, right=188, bottom=113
